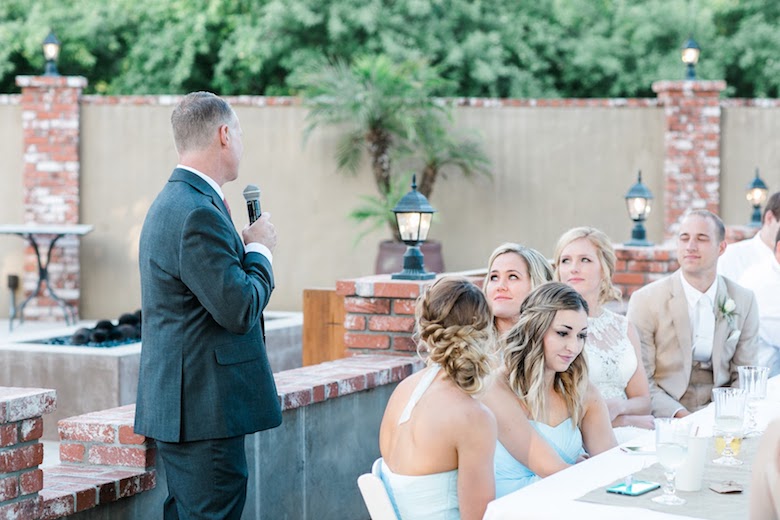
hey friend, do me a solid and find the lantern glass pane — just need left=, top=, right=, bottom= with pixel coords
left=682, top=47, right=700, bottom=65
left=396, top=212, right=422, bottom=242
left=417, top=213, right=433, bottom=241
left=626, top=197, right=649, bottom=220
left=43, top=42, right=59, bottom=61
left=746, top=187, right=769, bottom=206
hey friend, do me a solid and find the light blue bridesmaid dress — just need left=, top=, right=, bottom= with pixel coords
left=377, top=365, right=461, bottom=520
left=493, top=418, right=585, bottom=498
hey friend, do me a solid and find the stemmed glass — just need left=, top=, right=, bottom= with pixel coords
left=738, top=366, right=769, bottom=437
left=712, top=387, right=747, bottom=466
left=652, top=418, right=691, bottom=505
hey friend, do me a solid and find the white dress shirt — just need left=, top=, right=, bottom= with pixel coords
left=680, top=275, right=718, bottom=364
left=718, top=233, right=773, bottom=282
left=738, top=260, right=780, bottom=376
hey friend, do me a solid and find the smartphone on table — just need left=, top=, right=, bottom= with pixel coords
left=606, top=480, right=660, bottom=496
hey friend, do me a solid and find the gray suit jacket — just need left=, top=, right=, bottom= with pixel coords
left=626, top=271, right=759, bottom=417
left=135, top=168, right=282, bottom=442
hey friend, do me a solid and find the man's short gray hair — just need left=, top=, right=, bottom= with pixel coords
left=171, top=92, right=235, bottom=153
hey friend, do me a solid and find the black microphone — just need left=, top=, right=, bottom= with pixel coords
left=243, top=184, right=262, bottom=224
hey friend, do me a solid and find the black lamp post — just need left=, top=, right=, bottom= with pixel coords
left=682, top=36, right=700, bottom=80
left=624, top=170, right=654, bottom=247
left=746, top=168, right=769, bottom=228
left=391, top=175, right=437, bottom=280
left=42, top=30, right=61, bottom=76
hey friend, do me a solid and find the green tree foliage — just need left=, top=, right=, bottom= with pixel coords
left=0, top=0, right=778, bottom=97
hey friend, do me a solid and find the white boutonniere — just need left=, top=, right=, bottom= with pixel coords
left=718, top=297, right=738, bottom=327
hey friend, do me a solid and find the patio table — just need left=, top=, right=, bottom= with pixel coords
left=0, top=224, right=93, bottom=329
left=483, top=375, right=780, bottom=520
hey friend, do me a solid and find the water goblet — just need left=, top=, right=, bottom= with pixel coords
left=712, top=387, right=747, bottom=466
left=738, top=365, right=769, bottom=437
left=652, top=418, right=690, bottom=506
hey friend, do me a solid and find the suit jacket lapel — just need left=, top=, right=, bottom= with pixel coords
left=670, top=271, right=693, bottom=379
left=711, top=276, right=730, bottom=377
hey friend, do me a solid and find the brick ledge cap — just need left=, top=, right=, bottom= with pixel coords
left=16, top=75, right=88, bottom=88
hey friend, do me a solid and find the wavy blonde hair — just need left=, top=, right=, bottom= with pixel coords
left=504, top=282, right=589, bottom=426
left=416, top=277, right=495, bottom=395
left=553, top=227, right=621, bottom=305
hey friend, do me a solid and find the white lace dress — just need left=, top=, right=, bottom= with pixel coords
left=586, top=309, right=645, bottom=443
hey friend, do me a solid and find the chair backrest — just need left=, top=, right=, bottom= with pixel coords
left=357, top=459, right=399, bottom=520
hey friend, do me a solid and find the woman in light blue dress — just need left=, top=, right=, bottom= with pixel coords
left=377, top=277, right=498, bottom=520
left=481, top=282, right=617, bottom=498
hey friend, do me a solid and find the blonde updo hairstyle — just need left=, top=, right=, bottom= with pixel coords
left=553, top=227, right=622, bottom=305
left=417, top=276, right=495, bottom=395
left=504, top=282, right=590, bottom=426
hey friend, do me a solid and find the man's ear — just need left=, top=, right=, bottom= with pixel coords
left=219, top=124, right=230, bottom=146
left=717, top=239, right=727, bottom=257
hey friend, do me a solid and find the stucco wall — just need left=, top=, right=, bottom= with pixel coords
left=0, top=101, right=24, bottom=320
left=1, top=97, right=776, bottom=318
left=721, top=106, right=780, bottom=225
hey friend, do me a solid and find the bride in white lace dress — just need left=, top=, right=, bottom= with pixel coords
left=553, top=227, right=654, bottom=442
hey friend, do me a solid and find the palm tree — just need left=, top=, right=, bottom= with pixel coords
left=297, top=54, right=491, bottom=241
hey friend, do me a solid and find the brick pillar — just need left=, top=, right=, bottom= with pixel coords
left=0, top=387, right=55, bottom=520
left=15, top=75, right=87, bottom=321
left=652, top=80, right=727, bottom=240
left=336, top=273, right=485, bottom=356
left=612, top=245, right=679, bottom=300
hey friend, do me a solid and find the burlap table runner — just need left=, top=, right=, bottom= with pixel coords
left=577, top=436, right=758, bottom=520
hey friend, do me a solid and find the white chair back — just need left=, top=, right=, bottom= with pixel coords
left=357, top=459, right=399, bottom=520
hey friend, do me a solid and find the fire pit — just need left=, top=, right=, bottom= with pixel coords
left=0, top=311, right=302, bottom=439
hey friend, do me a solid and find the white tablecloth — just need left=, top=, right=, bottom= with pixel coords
left=483, top=376, right=780, bottom=520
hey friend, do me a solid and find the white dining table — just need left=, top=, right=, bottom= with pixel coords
left=483, top=376, right=780, bottom=520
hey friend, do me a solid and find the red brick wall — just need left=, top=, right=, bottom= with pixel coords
left=652, top=80, right=727, bottom=240
left=15, top=75, right=88, bottom=321
left=0, top=387, right=55, bottom=519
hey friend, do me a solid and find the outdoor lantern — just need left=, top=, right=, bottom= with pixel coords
left=391, top=175, right=437, bottom=280
left=682, top=36, right=700, bottom=80
left=42, top=30, right=61, bottom=76
left=746, top=168, right=769, bottom=228
left=624, top=170, right=654, bottom=247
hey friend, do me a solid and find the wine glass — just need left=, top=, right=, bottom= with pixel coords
left=738, top=365, right=769, bottom=437
left=712, top=387, right=747, bottom=466
left=652, top=418, right=691, bottom=505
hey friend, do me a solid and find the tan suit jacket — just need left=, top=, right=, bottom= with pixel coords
left=626, top=271, right=759, bottom=417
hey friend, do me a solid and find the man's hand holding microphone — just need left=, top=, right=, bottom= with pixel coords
left=241, top=184, right=277, bottom=252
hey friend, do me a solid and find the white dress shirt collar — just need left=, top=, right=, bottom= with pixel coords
left=177, top=164, right=224, bottom=201
left=680, top=273, right=718, bottom=309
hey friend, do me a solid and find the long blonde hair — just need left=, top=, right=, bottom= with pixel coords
left=553, top=227, right=621, bottom=305
left=504, top=282, right=589, bottom=425
left=416, top=277, right=495, bottom=395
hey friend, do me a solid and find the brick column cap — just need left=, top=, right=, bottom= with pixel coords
left=0, top=387, right=56, bottom=423
left=16, top=75, right=88, bottom=88
left=651, top=80, right=727, bottom=95
left=336, top=275, right=435, bottom=298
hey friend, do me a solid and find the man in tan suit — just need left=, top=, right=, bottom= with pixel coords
left=627, top=210, right=759, bottom=417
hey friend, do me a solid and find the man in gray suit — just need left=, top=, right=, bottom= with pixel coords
left=135, top=92, right=282, bottom=519
left=627, top=210, right=759, bottom=418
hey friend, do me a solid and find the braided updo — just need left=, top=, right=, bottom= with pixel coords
left=416, top=277, right=495, bottom=395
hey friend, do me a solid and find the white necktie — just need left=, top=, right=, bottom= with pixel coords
left=692, top=294, right=714, bottom=362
